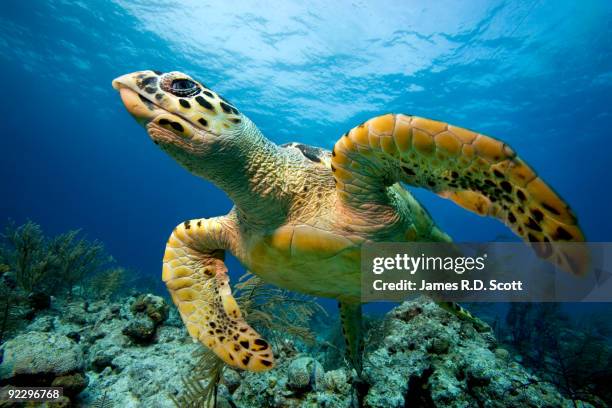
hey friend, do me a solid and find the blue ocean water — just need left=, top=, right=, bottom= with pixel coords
left=0, top=0, right=611, bottom=306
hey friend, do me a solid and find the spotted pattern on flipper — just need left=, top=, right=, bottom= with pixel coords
left=331, top=114, right=587, bottom=275
left=162, top=218, right=274, bottom=371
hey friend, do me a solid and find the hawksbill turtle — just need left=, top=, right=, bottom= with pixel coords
left=112, top=70, right=586, bottom=372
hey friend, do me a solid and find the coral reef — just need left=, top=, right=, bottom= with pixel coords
left=0, top=332, right=84, bottom=379
left=0, top=292, right=199, bottom=407
left=286, top=356, right=324, bottom=391
left=121, top=294, right=169, bottom=344
left=130, top=293, right=169, bottom=325
left=226, top=341, right=355, bottom=408
left=361, top=298, right=583, bottom=407
left=122, top=315, right=156, bottom=344
left=0, top=227, right=605, bottom=408
left=0, top=221, right=128, bottom=343
left=0, top=331, right=88, bottom=400
left=0, top=293, right=600, bottom=407
left=196, top=297, right=587, bottom=408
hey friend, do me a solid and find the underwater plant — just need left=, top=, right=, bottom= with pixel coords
left=1, top=220, right=116, bottom=299
left=0, top=263, right=29, bottom=344
left=0, top=221, right=55, bottom=342
left=234, top=273, right=327, bottom=346
left=171, top=347, right=226, bottom=408
left=540, top=317, right=612, bottom=407
left=84, top=266, right=126, bottom=300
left=503, top=302, right=612, bottom=406
left=92, top=391, right=113, bottom=408
left=1, top=220, right=56, bottom=293
left=46, top=229, right=111, bottom=298
left=505, top=303, right=536, bottom=349
left=172, top=272, right=325, bottom=407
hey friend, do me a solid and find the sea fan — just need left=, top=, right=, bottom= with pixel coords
left=0, top=278, right=28, bottom=344
left=1, top=220, right=113, bottom=298
left=234, top=272, right=327, bottom=346
left=91, top=391, right=113, bottom=408
left=1, top=220, right=55, bottom=293
left=84, top=267, right=126, bottom=300
left=172, top=272, right=326, bottom=407
left=171, top=348, right=225, bottom=408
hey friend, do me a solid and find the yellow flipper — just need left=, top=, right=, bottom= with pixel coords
left=331, top=114, right=588, bottom=275
left=163, top=218, right=274, bottom=371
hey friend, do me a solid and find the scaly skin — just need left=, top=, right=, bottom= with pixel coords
left=112, top=70, right=585, bottom=372
left=111, top=70, right=446, bottom=297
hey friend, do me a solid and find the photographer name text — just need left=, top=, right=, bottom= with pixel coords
left=372, top=279, right=523, bottom=292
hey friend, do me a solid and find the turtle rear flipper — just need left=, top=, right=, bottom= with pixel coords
left=339, top=301, right=363, bottom=373
left=331, top=114, right=588, bottom=275
left=163, top=218, right=274, bottom=372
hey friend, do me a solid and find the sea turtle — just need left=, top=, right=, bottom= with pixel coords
left=112, top=70, right=586, bottom=372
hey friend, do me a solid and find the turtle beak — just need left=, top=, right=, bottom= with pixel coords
left=112, top=72, right=166, bottom=125
left=111, top=72, right=142, bottom=93
left=111, top=73, right=130, bottom=91
left=111, top=71, right=155, bottom=91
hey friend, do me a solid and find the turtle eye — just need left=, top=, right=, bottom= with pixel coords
left=172, top=79, right=196, bottom=91
left=165, top=78, right=200, bottom=97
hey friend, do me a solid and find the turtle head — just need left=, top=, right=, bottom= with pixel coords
left=112, top=70, right=245, bottom=175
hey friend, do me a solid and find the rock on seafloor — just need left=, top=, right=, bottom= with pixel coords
left=361, top=298, right=589, bottom=408
left=218, top=297, right=589, bottom=408
left=0, top=331, right=89, bottom=401
left=0, top=294, right=200, bottom=407
left=0, top=332, right=84, bottom=380
left=0, top=295, right=593, bottom=407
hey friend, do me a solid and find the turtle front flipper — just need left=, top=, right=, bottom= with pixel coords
left=163, top=217, right=274, bottom=372
left=331, top=114, right=588, bottom=275
left=339, top=301, right=363, bottom=373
